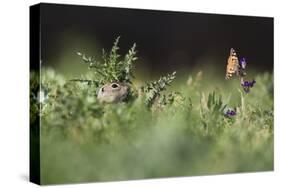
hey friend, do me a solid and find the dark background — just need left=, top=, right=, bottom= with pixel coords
left=40, top=3, right=273, bottom=76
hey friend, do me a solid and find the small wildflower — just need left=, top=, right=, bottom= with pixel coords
left=239, top=57, right=247, bottom=69
left=238, top=57, right=247, bottom=77
left=224, top=108, right=236, bottom=117
left=241, top=80, right=256, bottom=87
left=241, top=80, right=256, bottom=93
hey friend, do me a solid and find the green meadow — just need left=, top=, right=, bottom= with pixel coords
left=30, top=38, right=273, bottom=184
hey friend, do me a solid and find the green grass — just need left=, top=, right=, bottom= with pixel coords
left=29, top=37, right=274, bottom=184
left=33, top=69, right=273, bottom=185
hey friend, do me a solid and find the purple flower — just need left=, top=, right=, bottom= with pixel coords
left=239, top=57, right=247, bottom=69
left=225, top=108, right=236, bottom=117
left=241, top=80, right=256, bottom=87
left=241, top=80, right=256, bottom=93
left=238, top=58, right=247, bottom=77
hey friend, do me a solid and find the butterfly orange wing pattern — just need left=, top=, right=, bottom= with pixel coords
left=225, top=48, right=239, bottom=80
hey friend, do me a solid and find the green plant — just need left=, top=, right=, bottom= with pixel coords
left=37, top=69, right=273, bottom=184
left=30, top=72, right=40, bottom=124
left=33, top=38, right=273, bottom=184
left=141, top=71, right=177, bottom=108
left=75, top=36, right=137, bottom=86
left=74, top=37, right=180, bottom=108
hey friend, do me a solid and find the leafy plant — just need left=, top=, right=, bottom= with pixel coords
left=140, top=71, right=177, bottom=108
left=74, top=37, right=180, bottom=108
left=30, top=72, right=40, bottom=124
left=75, top=36, right=137, bottom=86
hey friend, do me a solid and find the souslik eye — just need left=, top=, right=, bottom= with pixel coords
left=111, top=83, right=119, bottom=88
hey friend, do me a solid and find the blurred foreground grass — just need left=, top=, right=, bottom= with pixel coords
left=31, top=68, right=273, bottom=185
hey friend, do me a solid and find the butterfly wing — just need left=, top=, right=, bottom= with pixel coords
left=225, top=48, right=239, bottom=80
